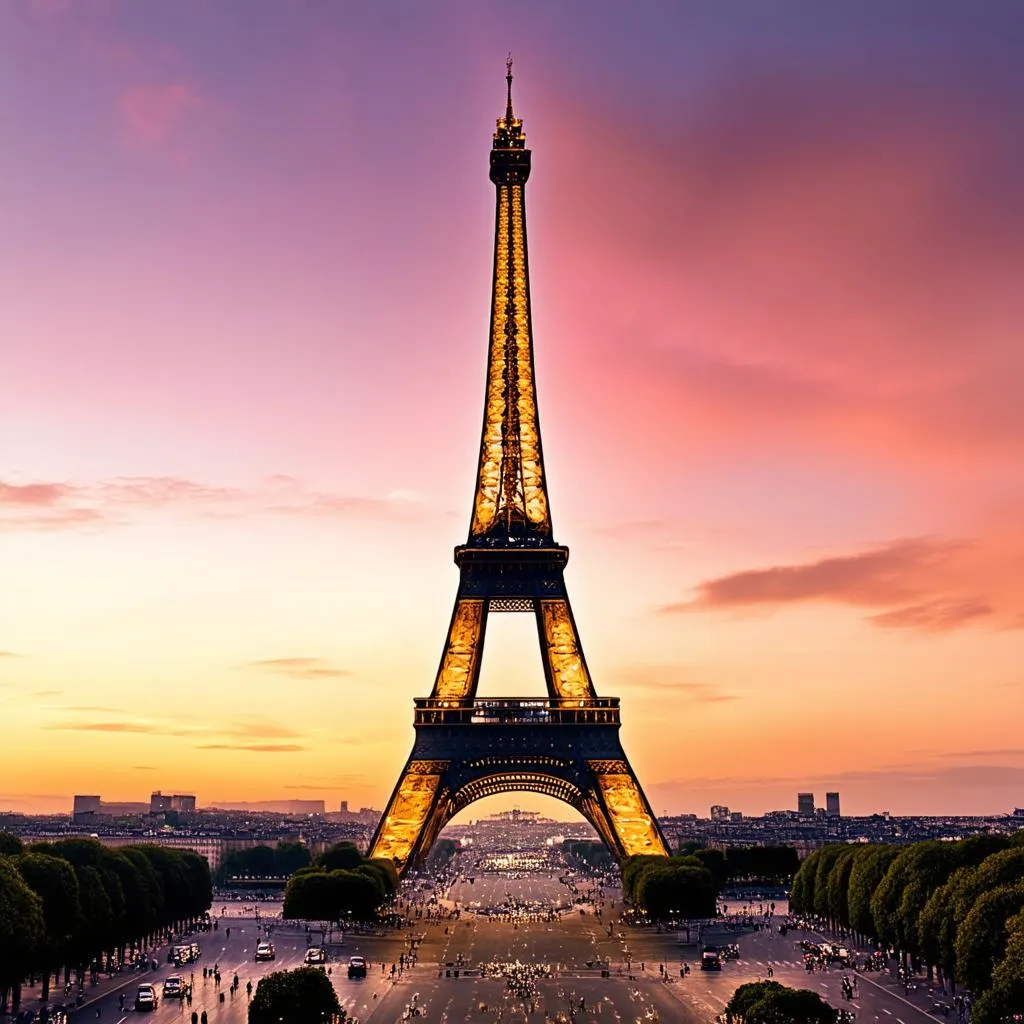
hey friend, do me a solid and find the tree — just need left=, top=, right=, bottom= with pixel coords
left=426, top=838, right=457, bottom=871
left=846, top=845, right=898, bottom=940
left=634, top=862, right=716, bottom=920
left=693, top=848, right=727, bottom=890
left=745, top=986, right=838, bottom=1024
left=969, top=913, right=1024, bottom=1024
left=894, top=841, right=962, bottom=962
left=316, top=842, right=363, bottom=872
left=955, top=883, right=1024, bottom=993
left=824, top=847, right=859, bottom=930
left=274, top=842, right=312, bottom=877
left=330, top=869, right=385, bottom=920
left=812, top=846, right=849, bottom=921
left=727, top=980, right=786, bottom=1017
left=790, top=848, right=824, bottom=915
left=0, top=834, right=23, bottom=857
left=12, top=853, right=81, bottom=1001
left=248, top=967, right=341, bottom=1024
left=726, top=846, right=800, bottom=883
left=0, top=857, right=45, bottom=1013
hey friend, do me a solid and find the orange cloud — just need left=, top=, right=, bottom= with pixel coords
left=196, top=744, right=305, bottom=753
left=243, top=658, right=351, bottom=680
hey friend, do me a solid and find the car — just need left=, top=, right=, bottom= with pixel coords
left=347, top=955, right=367, bottom=979
left=700, top=947, right=723, bottom=971
left=162, top=976, right=183, bottom=998
left=190, top=943, right=201, bottom=961
left=254, top=942, right=276, bottom=962
left=135, top=985, right=157, bottom=1011
left=304, top=948, right=327, bottom=965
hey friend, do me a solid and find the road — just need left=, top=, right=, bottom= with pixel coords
left=28, top=871, right=954, bottom=1024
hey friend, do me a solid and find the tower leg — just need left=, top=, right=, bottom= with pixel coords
left=536, top=597, right=597, bottom=700
left=369, top=759, right=451, bottom=871
left=430, top=598, right=488, bottom=701
left=583, top=758, right=669, bottom=858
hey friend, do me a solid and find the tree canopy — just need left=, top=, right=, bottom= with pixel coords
left=248, top=967, right=341, bottom=1024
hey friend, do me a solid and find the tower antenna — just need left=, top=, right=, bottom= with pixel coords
left=505, top=53, right=514, bottom=121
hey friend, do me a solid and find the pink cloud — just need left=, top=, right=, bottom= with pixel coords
left=867, top=597, right=993, bottom=632
left=0, top=475, right=424, bottom=531
left=0, top=482, right=73, bottom=506
left=118, top=83, right=201, bottom=149
left=663, top=536, right=1020, bottom=632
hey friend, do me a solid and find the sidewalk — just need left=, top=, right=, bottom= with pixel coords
left=14, top=938, right=182, bottom=1019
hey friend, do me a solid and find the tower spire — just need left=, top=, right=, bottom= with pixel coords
left=505, top=53, right=514, bottom=122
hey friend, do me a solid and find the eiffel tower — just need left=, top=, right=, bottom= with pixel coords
left=369, top=62, right=669, bottom=872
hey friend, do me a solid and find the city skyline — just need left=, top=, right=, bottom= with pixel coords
left=2, top=2, right=1023, bottom=820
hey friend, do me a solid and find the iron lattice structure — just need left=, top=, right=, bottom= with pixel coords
left=370, top=64, right=669, bottom=872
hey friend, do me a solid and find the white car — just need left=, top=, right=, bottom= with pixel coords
left=304, top=948, right=327, bottom=965
left=254, top=941, right=276, bottom=962
left=135, top=984, right=157, bottom=1012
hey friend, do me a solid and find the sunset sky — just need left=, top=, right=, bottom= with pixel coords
left=2, top=1, right=1022, bottom=820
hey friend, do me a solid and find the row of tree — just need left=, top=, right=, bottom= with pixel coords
left=282, top=842, right=398, bottom=923
left=562, top=840, right=614, bottom=871
left=726, top=980, right=837, bottom=1023
left=790, top=833, right=1024, bottom=1022
left=677, top=844, right=800, bottom=889
left=622, top=855, right=717, bottom=920
left=0, top=833, right=212, bottom=1013
left=216, top=841, right=311, bottom=884
left=621, top=845, right=800, bottom=921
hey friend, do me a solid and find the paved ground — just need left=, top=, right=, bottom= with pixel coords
left=17, top=871, right=958, bottom=1024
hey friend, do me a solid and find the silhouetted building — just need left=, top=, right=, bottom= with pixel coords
left=797, top=793, right=815, bottom=818
left=710, top=805, right=730, bottom=821
left=72, top=795, right=101, bottom=822
left=826, top=792, right=841, bottom=818
left=150, top=792, right=196, bottom=814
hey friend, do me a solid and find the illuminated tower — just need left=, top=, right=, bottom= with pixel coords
left=369, top=62, right=668, bottom=872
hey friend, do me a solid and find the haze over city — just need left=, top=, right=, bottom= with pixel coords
left=2, top=1, right=1023, bottom=819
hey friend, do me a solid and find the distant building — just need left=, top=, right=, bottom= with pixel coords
left=729, top=811, right=743, bottom=822
left=207, top=800, right=325, bottom=815
left=336, top=803, right=383, bottom=826
left=710, top=805, right=731, bottom=822
left=797, top=793, right=815, bottom=818
left=826, top=792, right=841, bottom=818
left=150, top=792, right=197, bottom=814
left=72, top=795, right=149, bottom=820
left=73, top=795, right=101, bottom=822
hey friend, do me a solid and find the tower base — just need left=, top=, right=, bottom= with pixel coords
left=369, top=699, right=668, bottom=872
